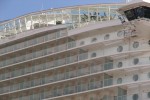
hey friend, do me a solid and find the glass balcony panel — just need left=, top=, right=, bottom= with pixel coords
left=0, top=87, right=3, bottom=93
left=57, top=88, right=62, bottom=96
left=47, top=32, right=56, bottom=40
left=33, top=93, right=40, bottom=100
left=66, top=55, right=78, bottom=64
left=35, top=50, right=42, bottom=58
left=12, top=83, right=20, bottom=91
left=7, top=45, right=12, bottom=53
left=24, top=66, right=32, bottom=74
left=63, top=87, right=69, bottom=95
left=20, top=55, right=25, bottom=62
left=2, top=60, right=6, bottom=66
left=24, top=53, right=31, bottom=60
left=5, top=71, right=11, bottom=79
left=54, top=59, right=58, bottom=67
left=16, top=43, right=21, bottom=50
left=8, top=58, right=13, bottom=65
left=53, top=74, right=59, bottom=81
left=15, top=19, right=21, bottom=33
left=23, top=41, right=28, bottom=47
left=20, top=67, right=25, bottom=75
left=34, top=78, right=42, bottom=86
left=67, top=41, right=76, bottom=49
left=44, top=91, right=49, bottom=98
left=0, top=61, right=2, bottom=67
left=104, top=78, right=113, bottom=86
left=3, top=86, right=10, bottom=93
left=110, top=9, right=119, bottom=20
left=22, top=95, right=30, bottom=100
left=88, top=81, right=96, bottom=90
left=35, top=64, right=43, bottom=71
left=76, top=84, right=81, bottom=92
left=57, top=58, right=66, bottom=66
left=58, top=73, right=65, bottom=80
left=20, top=18, right=27, bottom=32
left=19, top=43, right=25, bottom=50
left=41, top=63, right=46, bottom=70
left=23, top=80, right=31, bottom=88
left=0, top=48, right=3, bottom=54
left=39, top=14, right=48, bottom=27
left=56, top=31, right=61, bottom=39
left=44, top=35, right=49, bottom=42
left=19, top=82, right=24, bottom=89
left=8, top=21, right=16, bottom=35
left=58, top=32, right=66, bottom=38
left=96, top=81, right=103, bottom=88
left=55, top=10, right=63, bottom=25
left=32, top=15, right=40, bottom=29
left=114, top=95, right=127, bottom=100
left=71, top=8, right=79, bottom=23
left=40, top=92, right=45, bottom=99
left=0, top=73, right=4, bottom=80
left=44, top=75, right=53, bottom=83
left=14, top=68, right=22, bottom=77
left=62, top=9, right=71, bottom=24
left=57, top=44, right=67, bottom=52
left=42, top=48, right=47, bottom=56
left=68, top=85, right=75, bottom=94
left=46, top=46, right=54, bottom=54
left=45, top=61, right=54, bottom=69
left=69, top=70, right=76, bottom=78
left=54, top=44, right=59, bottom=53
left=80, top=7, right=89, bottom=23
left=81, top=83, right=88, bottom=91
left=78, top=52, right=88, bottom=61
left=92, top=64, right=102, bottom=73
left=27, top=39, right=34, bottom=46
left=102, top=95, right=112, bottom=100
left=103, top=62, right=113, bottom=70
left=1, top=87, right=4, bottom=93
left=77, top=66, right=89, bottom=76
left=65, top=71, right=69, bottom=79
left=84, top=67, right=90, bottom=75
left=89, top=7, right=98, bottom=22
left=2, top=48, right=6, bottom=54
left=15, top=55, right=21, bottom=63
left=46, top=11, right=55, bottom=26
left=60, top=29, right=67, bottom=37
left=99, top=7, right=109, bottom=21
left=37, top=36, right=45, bottom=43
left=25, top=16, right=32, bottom=30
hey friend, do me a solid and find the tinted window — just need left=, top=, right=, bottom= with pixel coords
left=144, top=6, right=150, bottom=18
left=124, top=9, right=136, bottom=21
left=124, top=6, right=150, bottom=21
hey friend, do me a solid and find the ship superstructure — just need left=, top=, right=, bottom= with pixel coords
left=0, top=0, right=150, bottom=100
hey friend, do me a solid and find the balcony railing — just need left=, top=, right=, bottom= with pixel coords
left=0, top=35, right=149, bottom=71
left=0, top=29, right=126, bottom=65
left=1, top=60, right=150, bottom=97
left=6, top=74, right=150, bottom=100
left=0, top=30, right=67, bottom=55
left=0, top=53, right=150, bottom=90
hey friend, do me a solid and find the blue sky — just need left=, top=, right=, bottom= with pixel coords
left=0, top=0, right=125, bottom=21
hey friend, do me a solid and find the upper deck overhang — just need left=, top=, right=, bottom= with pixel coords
left=68, top=19, right=122, bottom=36
left=0, top=25, right=67, bottom=47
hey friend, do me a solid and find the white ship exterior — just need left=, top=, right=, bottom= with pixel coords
left=0, top=0, right=150, bottom=100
